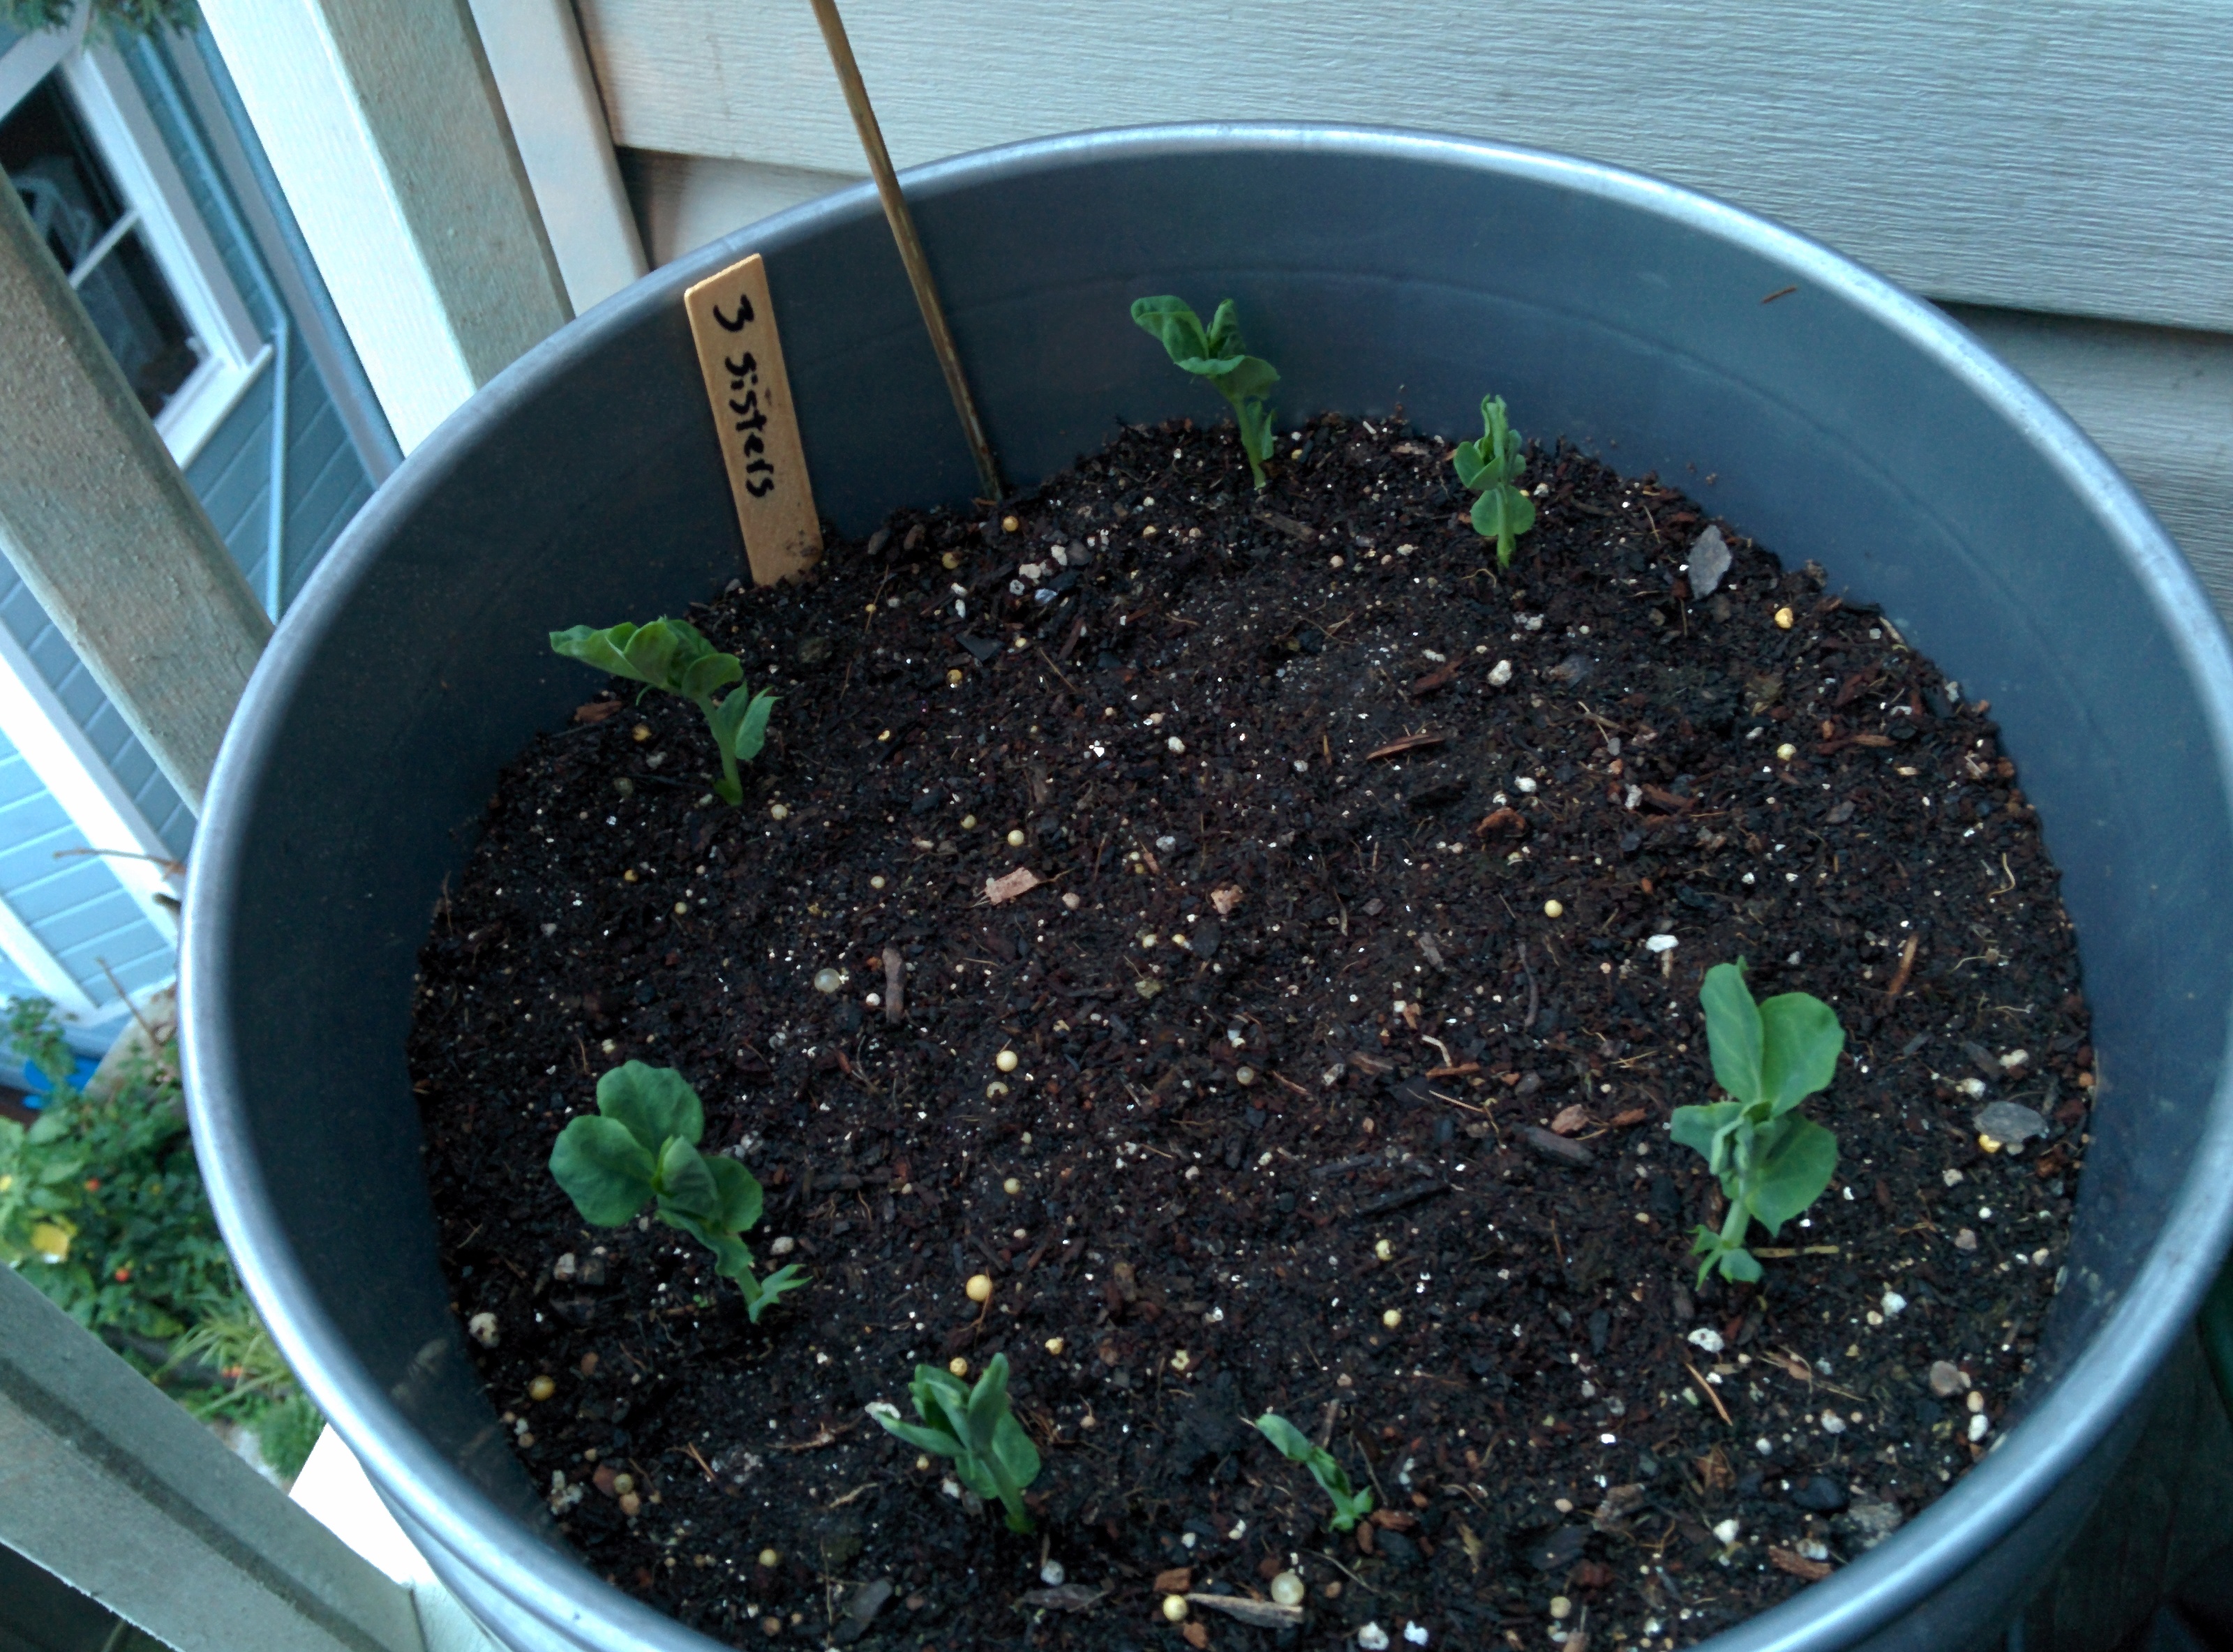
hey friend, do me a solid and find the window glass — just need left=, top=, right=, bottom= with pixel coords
left=3, top=74, right=199, bottom=416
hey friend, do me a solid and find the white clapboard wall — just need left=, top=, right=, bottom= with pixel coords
left=560, top=0, right=2233, bottom=614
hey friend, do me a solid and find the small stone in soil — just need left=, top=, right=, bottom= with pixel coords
left=1929, top=1360, right=1971, bottom=1396
left=1973, top=1100, right=2048, bottom=1150
left=1837, top=1501, right=1906, bottom=1549
left=1528, top=1527, right=1589, bottom=1573
left=1520, top=1125, right=1593, bottom=1166
left=1687, top=525, right=1733, bottom=596
left=1790, top=1475, right=1849, bottom=1513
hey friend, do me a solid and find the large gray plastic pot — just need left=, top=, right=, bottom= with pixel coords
left=182, top=126, right=2233, bottom=1651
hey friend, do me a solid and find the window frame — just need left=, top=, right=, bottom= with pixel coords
left=2, top=21, right=268, bottom=465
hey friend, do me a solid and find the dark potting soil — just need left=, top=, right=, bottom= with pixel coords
left=410, top=413, right=2094, bottom=1652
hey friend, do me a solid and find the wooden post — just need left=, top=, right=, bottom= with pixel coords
left=0, top=1266, right=426, bottom=1652
left=0, top=180, right=271, bottom=817
left=198, top=0, right=573, bottom=453
left=465, top=0, right=648, bottom=314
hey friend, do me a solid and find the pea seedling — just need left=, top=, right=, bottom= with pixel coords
left=1130, top=296, right=1280, bottom=489
left=1671, top=961, right=1844, bottom=1285
left=1451, top=393, right=1535, bottom=566
left=548, top=1062, right=805, bottom=1321
left=1249, top=1411, right=1374, bottom=1531
left=551, top=618, right=776, bottom=805
left=868, top=1352, right=1042, bottom=1532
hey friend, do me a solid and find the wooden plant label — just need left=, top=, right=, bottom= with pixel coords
left=683, top=253, right=821, bottom=585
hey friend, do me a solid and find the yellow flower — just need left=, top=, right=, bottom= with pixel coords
left=29, top=1220, right=73, bottom=1261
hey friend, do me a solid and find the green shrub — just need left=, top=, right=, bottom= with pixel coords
left=1, top=998, right=321, bottom=1475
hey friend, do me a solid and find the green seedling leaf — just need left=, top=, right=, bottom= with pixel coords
left=740, top=1263, right=809, bottom=1322
left=620, top=620, right=686, bottom=688
left=1250, top=1411, right=1315, bottom=1461
left=678, top=649, right=743, bottom=703
left=911, top=1365, right=981, bottom=1455
left=1746, top=1115, right=1839, bottom=1233
left=1668, top=1102, right=1745, bottom=1178
left=950, top=1454, right=1002, bottom=1508
left=735, top=689, right=777, bottom=763
left=706, top=1154, right=763, bottom=1236
left=596, top=1059, right=703, bottom=1153
left=548, top=1064, right=800, bottom=1319
left=705, top=686, right=779, bottom=806
left=869, top=1408, right=957, bottom=1457
left=1130, top=295, right=1281, bottom=489
left=1757, top=992, right=1846, bottom=1116
left=1690, top=1226, right=1765, bottom=1284
left=1249, top=1411, right=1373, bottom=1532
left=1676, top=961, right=1844, bottom=1284
left=549, top=622, right=639, bottom=679
left=966, top=1344, right=1013, bottom=1446
left=1202, top=299, right=1244, bottom=360
left=1451, top=394, right=1537, bottom=564
left=655, top=1135, right=719, bottom=1219
left=990, top=1409, right=1041, bottom=1492
left=712, top=686, right=779, bottom=765
left=1130, top=294, right=1217, bottom=367
left=872, top=1353, right=1040, bottom=1531
left=549, top=1116, right=657, bottom=1225
left=663, top=1204, right=749, bottom=1276
left=1700, top=961, right=1765, bottom=1106
left=1470, top=486, right=1536, bottom=550
left=552, top=621, right=777, bottom=808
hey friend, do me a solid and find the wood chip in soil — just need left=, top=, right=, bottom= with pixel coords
left=410, top=412, right=2093, bottom=1650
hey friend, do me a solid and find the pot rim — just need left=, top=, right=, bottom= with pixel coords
left=181, top=121, right=2233, bottom=1652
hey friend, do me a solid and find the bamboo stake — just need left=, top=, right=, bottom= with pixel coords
left=806, top=0, right=1003, bottom=500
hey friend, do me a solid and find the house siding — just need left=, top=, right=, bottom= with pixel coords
left=128, top=37, right=376, bottom=621
left=0, top=23, right=375, bottom=1037
left=0, top=728, right=171, bottom=1004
